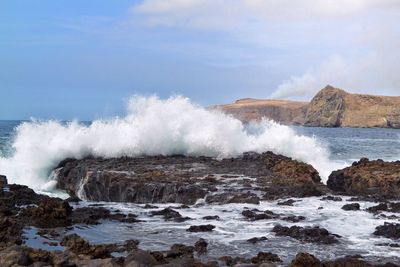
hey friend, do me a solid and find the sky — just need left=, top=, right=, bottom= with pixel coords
left=1, top=0, right=400, bottom=120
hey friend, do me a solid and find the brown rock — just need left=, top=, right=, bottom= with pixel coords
left=290, top=252, right=321, bottom=267
left=327, top=158, right=400, bottom=198
left=216, top=85, right=400, bottom=129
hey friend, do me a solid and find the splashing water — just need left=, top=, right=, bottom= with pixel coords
left=0, top=96, right=344, bottom=190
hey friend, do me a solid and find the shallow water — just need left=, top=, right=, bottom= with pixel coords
left=22, top=195, right=400, bottom=265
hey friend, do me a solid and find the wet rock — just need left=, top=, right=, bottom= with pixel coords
left=281, top=215, right=306, bottom=223
left=23, top=198, right=73, bottom=228
left=56, top=152, right=327, bottom=203
left=194, top=238, right=208, bottom=254
left=66, top=196, right=81, bottom=203
left=219, top=256, right=250, bottom=266
left=206, top=192, right=260, bottom=205
left=242, top=209, right=278, bottom=221
left=0, top=246, right=30, bottom=267
left=277, top=199, right=296, bottom=206
left=251, top=252, right=281, bottom=264
left=246, top=236, right=268, bottom=244
left=327, top=158, right=400, bottom=198
left=272, top=225, right=340, bottom=244
left=167, top=243, right=194, bottom=258
left=290, top=252, right=321, bottom=267
left=374, top=223, right=400, bottom=239
left=0, top=174, right=7, bottom=188
left=202, top=215, right=220, bottom=220
left=61, top=234, right=111, bottom=259
left=143, top=204, right=158, bottom=209
left=125, top=250, right=158, bottom=266
left=367, top=202, right=400, bottom=213
left=151, top=208, right=190, bottom=222
left=187, top=224, right=215, bottom=232
left=321, top=196, right=342, bottom=201
left=341, top=203, right=360, bottom=211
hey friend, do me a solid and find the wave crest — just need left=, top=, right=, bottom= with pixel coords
left=0, top=96, right=342, bottom=190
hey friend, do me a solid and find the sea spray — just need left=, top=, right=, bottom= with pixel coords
left=0, top=95, right=344, bottom=190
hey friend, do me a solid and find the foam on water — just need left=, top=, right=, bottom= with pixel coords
left=0, top=96, right=344, bottom=190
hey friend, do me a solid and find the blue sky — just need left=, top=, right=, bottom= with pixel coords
left=1, top=0, right=400, bottom=120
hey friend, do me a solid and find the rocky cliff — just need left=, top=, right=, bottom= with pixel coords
left=217, top=85, right=400, bottom=128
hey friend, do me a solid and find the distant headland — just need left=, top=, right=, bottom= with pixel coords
left=216, top=85, right=400, bottom=128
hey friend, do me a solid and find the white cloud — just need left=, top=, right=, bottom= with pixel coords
left=130, top=0, right=400, bottom=98
left=132, top=0, right=400, bottom=29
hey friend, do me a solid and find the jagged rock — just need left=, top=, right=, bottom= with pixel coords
left=55, top=152, right=325, bottom=203
left=321, top=196, right=342, bottom=201
left=367, top=202, right=400, bottom=213
left=327, top=158, right=400, bottom=198
left=0, top=175, right=7, bottom=188
left=374, top=223, right=400, bottom=239
left=290, top=252, right=321, bottom=267
left=242, top=209, right=278, bottom=221
left=61, top=234, right=112, bottom=259
left=251, top=252, right=281, bottom=264
left=150, top=208, right=190, bottom=222
left=206, top=192, right=260, bottom=205
left=272, top=225, right=340, bottom=244
left=23, top=198, right=72, bottom=228
left=194, top=238, right=208, bottom=254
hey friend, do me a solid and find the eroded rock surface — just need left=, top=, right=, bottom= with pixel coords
left=56, top=152, right=326, bottom=203
left=327, top=158, right=400, bottom=198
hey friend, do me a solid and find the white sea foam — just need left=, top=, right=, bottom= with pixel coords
left=0, top=95, right=345, bottom=190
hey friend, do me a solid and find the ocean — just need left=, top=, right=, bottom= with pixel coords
left=1, top=96, right=400, bottom=264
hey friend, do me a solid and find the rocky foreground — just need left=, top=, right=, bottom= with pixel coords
left=1, top=152, right=400, bottom=266
left=217, top=85, right=400, bottom=128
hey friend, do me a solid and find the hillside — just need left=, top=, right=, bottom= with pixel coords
left=216, top=85, right=400, bottom=128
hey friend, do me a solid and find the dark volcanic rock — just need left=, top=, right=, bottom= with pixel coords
left=194, top=238, right=208, bottom=254
left=321, top=195, right=342, bottom=201
left=55, top=152, right=326, bottom=203
left=206, top=191, right=260, bottom=204
left=246, top=236, right=268, bottom=244
left=187, top=224, right=215, bottom=232
left=272, top=225, right=340, bottom=244
left=0, top=175, right=7, bottom=188
left=327, top=158, right=400, bottom=198
left=277, top=199, right=296, bottom=206
left=202, top=215, right=220, bottom=220
left=22, top=198, right=73, bottom=228
left=367, top=202, right=400, bottom=213
left=251, top=251, right=281, bottom=264
left=374, top=223, right=400, bottom=239
left=291, top=252, right=321, bottom=267
left=341, top=203, right=360, bottom=211
left=242, top=209, right=278, bottom=221
left=151, top=208, right=190, bottom=222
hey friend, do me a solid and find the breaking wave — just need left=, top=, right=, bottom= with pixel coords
left=0, top=96, right=344, bottom=190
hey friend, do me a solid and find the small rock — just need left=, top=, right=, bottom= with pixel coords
left=341, top=203, right=360, bottom=211
left=246, top=236, right=268, bottom=244
left=194, top=238, right=208, bottom=254
left=187, top=224, right=215, bottom=232
left=290, top=252, right=321, bottom=267
left=277, top=199, right=296, bottom=206
left=251, top=252, right=281, bottom=264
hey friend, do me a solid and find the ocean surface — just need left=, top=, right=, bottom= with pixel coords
left=1, top=98, right=400, bottom=265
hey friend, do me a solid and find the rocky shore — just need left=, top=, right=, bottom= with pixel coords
left=1, top=152, right=400, bottom=266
